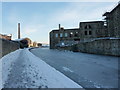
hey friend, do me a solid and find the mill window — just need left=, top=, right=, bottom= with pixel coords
left=60, top=33, right=63, bottom=37
left=65, top=33, right=68, bottom=37
left=75, top=32, right=78, bottom=37
left=85, top=25, right=92, bottom=29
left=55, top=33, right=58, bottom=37
left=70, top=32, right=73, bottom=37
left=89, top=31, right=92, bottom=35
left=85, top=31, right=87, bottom=35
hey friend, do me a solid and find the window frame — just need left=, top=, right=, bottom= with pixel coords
left=85, top=31, right=87, bottom=35
left=55, top=33, right=58, bottom=38
left=65, top=33, right=68, bottom=37
left=60, top=33, right=63, bottom=37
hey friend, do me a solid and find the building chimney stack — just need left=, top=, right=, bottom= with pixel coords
left=18, top=23, right=20, bottom=39
left=59, top=24, right=61, bottom=30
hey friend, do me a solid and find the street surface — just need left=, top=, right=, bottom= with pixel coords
left=31, top=48, right=119, bottom=88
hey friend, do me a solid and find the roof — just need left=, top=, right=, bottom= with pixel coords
left=80, top=21, right=104, bottom=24
left=14, top=37, right=31, bottom=42
left=50, top=28, right=79, bottom=32
left=0, top=34, right=12, bottom=36
left=103, top=12, right=110, bottom=16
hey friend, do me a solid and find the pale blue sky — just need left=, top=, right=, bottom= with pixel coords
left=1, top=2, right=117, bottom=44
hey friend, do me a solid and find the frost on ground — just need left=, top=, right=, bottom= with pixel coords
left=31, top=48, right=118, bottom=88
left=0, top=49, right=82, bottom=88
left=62, top=67, right=73, bottom=73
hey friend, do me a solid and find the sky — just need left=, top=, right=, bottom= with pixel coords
left=1, top=1, right=119, bottom=44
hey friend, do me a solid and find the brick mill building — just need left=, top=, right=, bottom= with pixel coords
left=50, top=2, right=120, bottom=51
left=103, top=2, right=120, bottom=37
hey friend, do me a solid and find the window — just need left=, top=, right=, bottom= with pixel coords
left=76, top=32, right=78, bottom=33
left=60, top=33, right=63, bottom=37
left=65, top=33, right=68, bottom=37
left=70, top=32, right=73, bottom=34
left=85, top=25, right=87, bottom=29
left=89, top=31, right=92, bottom=35
left=89, top=25, right=92, bottom=29
left=55, top=33, right=58, bottom=37
left=85, top=25, right=92, bottom=29
left=75, top=32, right=78, bottom=37
left=85, top=31, right=87, bottom=35
left=62, top=42, right=65, bottom=46
left=70, top=32, right=73, bottom=37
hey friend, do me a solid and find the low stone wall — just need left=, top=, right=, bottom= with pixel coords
left=77, top=39, right=120, bottom=56
left=55, top=39, right=120, bottom=56
left=0, top=39, right=20, bottom=58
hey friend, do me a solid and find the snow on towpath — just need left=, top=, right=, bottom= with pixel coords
left=0, top=49, right=82, bottom=88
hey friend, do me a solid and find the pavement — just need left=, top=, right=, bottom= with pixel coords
left=3, top=50, right=35, bottom=88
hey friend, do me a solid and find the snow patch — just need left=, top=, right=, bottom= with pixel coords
left=0, top=49, right=22, bottom=88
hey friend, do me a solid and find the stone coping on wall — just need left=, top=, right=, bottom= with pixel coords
left=80, top=37, right=120, bottom=43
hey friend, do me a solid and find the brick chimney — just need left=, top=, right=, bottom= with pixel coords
left=18, top=23, right=20, bottom=39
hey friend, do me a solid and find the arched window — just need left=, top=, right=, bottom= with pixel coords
left=85, top=25, right=92, bottom=29
left=85, top=25, right=87, bottom=29
left=89, top=25, right=92, bottom=29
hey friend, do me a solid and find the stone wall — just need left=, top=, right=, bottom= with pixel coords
left=55, top=39, right=120, bottom=56
left=0, top=39, right=20, bottom=58
left=77, top=39, right=120, bottom=56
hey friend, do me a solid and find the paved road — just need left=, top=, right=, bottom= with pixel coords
left=31, top=48, right=119, bottom=88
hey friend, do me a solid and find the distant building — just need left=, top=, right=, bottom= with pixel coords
left=37, top=43, right=42, bottom=47
left=50, top=27, right=80, bottom=49
left=33, top=41, right=38, bottom=47
left=14, top=38, right=32, bottom=48
left=79, top=21, right=107, bottom=40
left=50, top=21, right=106, bottom=49
left=50, top=2, right=120, bottom=49
left=0, top=34, right=12, bottom=40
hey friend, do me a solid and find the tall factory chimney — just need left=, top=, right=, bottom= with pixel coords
left=18, top=23, right=20, bottom=39
left=59, top=24, right=61, bottom=30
